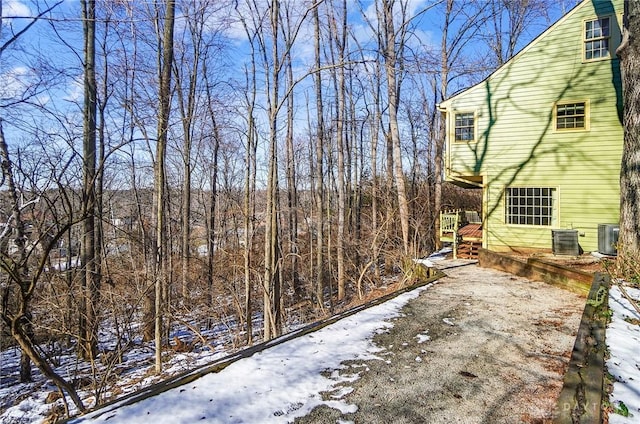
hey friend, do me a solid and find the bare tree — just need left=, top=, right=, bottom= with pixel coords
left=328, top=0, right=348, bottom=300
left=153, top=0, right=176, bottom=374
left=80, top=0, right=99, bottom=361
left=173, top=0, right=212, bottom=300
left=485, top=0, right=552, bottom=66
left=378, top=0, right=412, bottom=256
left=0, top=0, right=77, bottom=396
left=0, top=120, right=86, bottom=412
left=201, top=51, right=221, bottom=310
left=312, top=0, right=326, bottom=309
left=262, top=0, right=283, bottom=340
left=282, top=3, right=301, bottom=300
left=235, top=1, right=259, bottom=345
left=351, top=32, right=385, bottom=278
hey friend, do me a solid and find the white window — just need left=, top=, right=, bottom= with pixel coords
left=454, top=112, right=475, bottom=142
left=506, top=187, right=556, bottom=226
left=585, top=17, right=610, bottom=60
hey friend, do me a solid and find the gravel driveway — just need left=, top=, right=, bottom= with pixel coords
left=295, top=260, right=585, bottom=424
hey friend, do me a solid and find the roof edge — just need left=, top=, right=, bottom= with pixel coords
left=438, top=0, right=587, bottom=108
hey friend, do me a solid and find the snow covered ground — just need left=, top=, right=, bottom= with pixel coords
left=2, top=262, right=640, bottom=424
left=67, top=285, right=430, bottom=424
left=606, top=284, right=640, bottom=423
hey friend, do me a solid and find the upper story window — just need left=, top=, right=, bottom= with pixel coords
left=555, top=101, right=589, bottom=131
left=454, top=112, right=475, bottom=142
left=584, top=17, right=610, bottom=60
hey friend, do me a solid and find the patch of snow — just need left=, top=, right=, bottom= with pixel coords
left=591, top=251, right=616, bottom=260
left=330, top=386, right=354, bottom=399
left=427, top=248, right=452, bottom=261
left=443, top=318, right=455, bottom=326
left=607, top=285, right=640, bottom=424
left=415, top=332, right=430, bottom=343
left=413, top=258, right=434, bottom=268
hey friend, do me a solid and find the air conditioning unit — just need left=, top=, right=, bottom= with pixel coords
left=552, top=229, right=580, bottom=256
left=598, top=224, right=619, bottom=256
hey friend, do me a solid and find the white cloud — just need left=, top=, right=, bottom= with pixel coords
left=3, top=0, right=31, bottom=17
left=63, top=74, right=83, bottom=104
left=0, top=66, right=32, bottom=100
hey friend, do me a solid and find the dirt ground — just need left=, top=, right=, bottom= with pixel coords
left=295, top=260, right=586, bottom=424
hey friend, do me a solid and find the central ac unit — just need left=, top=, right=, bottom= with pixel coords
left=598, top=224, right=619, bottom=256
left=552, top=229, right=580, bottom=256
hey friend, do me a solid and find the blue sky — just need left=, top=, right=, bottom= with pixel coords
left=0, top=0, right=581, bottom=189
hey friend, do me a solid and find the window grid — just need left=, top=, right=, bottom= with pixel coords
left=556, top=102, right=586, bottom=130
left=454, top=113, right=474, bottom=142
left=506, top=187, right=555, bottom=226
left=585, top=17, right=610, bottom=60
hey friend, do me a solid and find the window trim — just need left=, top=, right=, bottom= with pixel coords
left=452, top=111, right=476, bottom=143
left=504, top=186, right=558, bottom=228
left=553, top=99, right=590, bottom=133
left=583, top=15, right=612, bottom=62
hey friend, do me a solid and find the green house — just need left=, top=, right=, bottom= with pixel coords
left=437, top=0, right=623, bottom=255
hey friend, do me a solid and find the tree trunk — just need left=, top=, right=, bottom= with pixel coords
left=153, top=0, right=176, bottom=374
left=95, top=6, right=109, bottom=354
left=371, top=61, right=381, bottom=279
left=313, top=0, right=325, bottom=310
left=19, top=313, right=33, bottom=382
left=174, top=6, right=205, bottom=300
left=0, top=121, right=32, bottom=383
left=263, top=0, right=283, bottom=340
left=81, top=0, right=99, bottom=361
left=181, top=135, right=192, bottom=300
left=435, top=0, right=453, bottom=250
left=235, top=0, right=261, bottom=346
left=333, top=0, right=347, bottom=300
left=381, top=0, right=411, bottom=255
left=285, top=45, right=301, bottom=300
left=206, top=107, right=220, bottom=308
left=11, top=318, right=86, bottom=412
left=617, top=0, right=640, bottom=274
left=243, top=109, right=256, bottom=345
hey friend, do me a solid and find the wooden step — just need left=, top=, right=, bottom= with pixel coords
left=457, top=241, right=482, bottom=259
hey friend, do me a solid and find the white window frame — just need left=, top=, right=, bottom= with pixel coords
left=584, top=16, right=611, bottom=61
left=453, top=111, right=476, bottom=143
left=505, top=187, right=557, bottom=227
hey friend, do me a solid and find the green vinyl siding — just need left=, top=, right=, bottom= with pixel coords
left=440, top=0, right=623, bottom=253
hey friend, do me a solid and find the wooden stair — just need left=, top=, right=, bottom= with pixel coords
left=457, top=240, right=482, bottom=259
